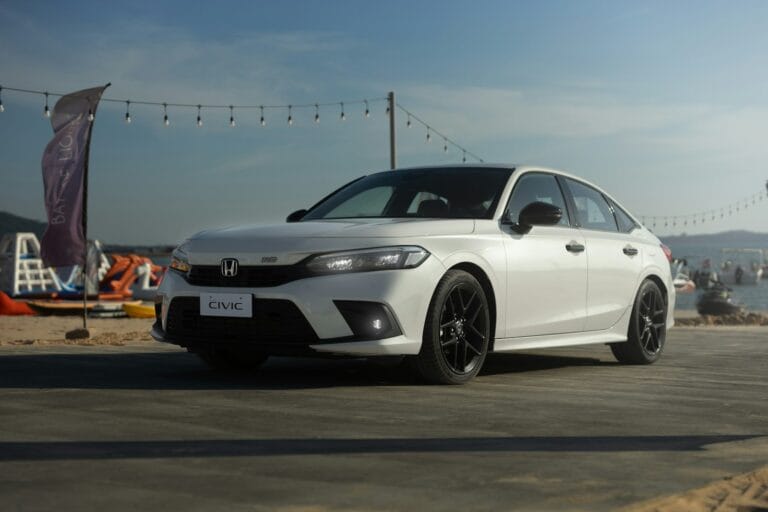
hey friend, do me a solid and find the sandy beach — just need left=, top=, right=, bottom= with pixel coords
left=0, top=315, right=154, bottom=346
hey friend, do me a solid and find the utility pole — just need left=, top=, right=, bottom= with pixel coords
left=388, top=91, right=396, bottom=170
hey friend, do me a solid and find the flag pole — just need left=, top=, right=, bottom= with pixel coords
left=80, top=82, right=111, bottom=332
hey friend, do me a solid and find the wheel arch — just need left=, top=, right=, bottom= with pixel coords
left=448, top=262, right=498, bottom=350
left=644, top=273, right=669, bottom=305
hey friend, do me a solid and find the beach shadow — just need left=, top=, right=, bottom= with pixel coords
left=0, top=348, right=610, bottom=391
left=0, top=435, right=760, bottom=462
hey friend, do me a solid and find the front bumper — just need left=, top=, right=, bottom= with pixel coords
left=152, top=257, right=446, bottom=356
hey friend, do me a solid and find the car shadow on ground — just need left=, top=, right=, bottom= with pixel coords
left=0, top=349, right=612, bottom=390
left=0, top=435, right=760, bottom=461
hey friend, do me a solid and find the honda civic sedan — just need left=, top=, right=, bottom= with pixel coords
left=152, top=165, right=675, bottom=384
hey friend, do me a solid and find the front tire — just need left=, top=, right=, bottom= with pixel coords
left=412, top=270, right=491, bottom=384
left=610, top=279, right=667, bottom=364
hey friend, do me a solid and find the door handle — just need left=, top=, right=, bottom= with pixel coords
left=566, top=242, right=585, bottom=253
left=623, top=246, right=639, bottom=256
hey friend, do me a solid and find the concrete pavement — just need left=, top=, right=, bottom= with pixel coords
left=0, top=327, right=766, bottom=511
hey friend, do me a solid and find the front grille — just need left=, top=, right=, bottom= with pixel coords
left=186, top=264, right=309, bottom=287
left=165, top=296, right=318, bottom=345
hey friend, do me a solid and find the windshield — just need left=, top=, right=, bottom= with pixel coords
left=303, top=167, right=513, bottom=220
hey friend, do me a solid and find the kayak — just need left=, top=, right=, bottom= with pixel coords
left=123, top=302, right=156, bottom=319
left=27, top=300, right=141, bottom=317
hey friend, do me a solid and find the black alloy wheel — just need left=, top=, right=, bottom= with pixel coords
left=413, top=270, right=491, bottom=384
left=611, top=279, right=667, bottom=364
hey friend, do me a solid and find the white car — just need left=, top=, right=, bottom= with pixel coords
left=152, top=165, right=675, bottom=384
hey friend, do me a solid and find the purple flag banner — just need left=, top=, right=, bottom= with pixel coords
left=40, top=85, right=108, bottom=267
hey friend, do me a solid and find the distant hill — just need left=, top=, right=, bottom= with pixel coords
left=0, top=211, right=46, bottom=240
left=0, top=211, right=173, bottom=255
left=660, top=230, right=768, bottom=247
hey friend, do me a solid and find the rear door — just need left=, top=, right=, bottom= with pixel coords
left=502, top=172, right=588, bottom=337
left=562, top=178, right=643, bottom=331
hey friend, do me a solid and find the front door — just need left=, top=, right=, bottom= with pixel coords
left=502, top=173, right=588, bottom=337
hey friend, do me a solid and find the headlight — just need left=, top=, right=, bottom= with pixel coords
left=306, top=246, right=430, bottom=274
left=169, top=243, right=191, bottom=274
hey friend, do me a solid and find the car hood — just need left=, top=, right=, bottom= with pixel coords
left=185, top=219, right=475, bottom=265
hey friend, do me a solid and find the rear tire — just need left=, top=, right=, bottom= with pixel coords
left=412, top=270, right=491, bottom=384
left=194, top=348, right=268, bottom=373
left=610, top=279, right=667, bottom=364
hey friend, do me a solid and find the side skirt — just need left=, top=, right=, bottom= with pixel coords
left=492, top=329, right=627, bottom=352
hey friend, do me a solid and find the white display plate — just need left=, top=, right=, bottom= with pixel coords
left=200, top=293, right=252, bottom=318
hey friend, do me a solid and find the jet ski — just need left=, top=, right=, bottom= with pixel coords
left=696, top=283, right=745, bottom=316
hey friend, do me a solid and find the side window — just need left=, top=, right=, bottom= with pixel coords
left=565, top=179, right=619, bottom=232
left=323, top=186, right=393, bottom=218
left=612, top=202, right=638, bottom=233
left=504, top=173, right=569, bottom=226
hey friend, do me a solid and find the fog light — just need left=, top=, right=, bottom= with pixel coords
left=334, top=301, right=401, bottom=340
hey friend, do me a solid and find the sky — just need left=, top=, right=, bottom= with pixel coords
left=1, top=0, right=767, bottom=244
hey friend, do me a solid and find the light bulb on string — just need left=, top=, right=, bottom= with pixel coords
left=406, top=114, right=411, bottom=128
left=314, top=104, right=320, bottom=123
left=364, top=100, right=370, bottom=118
left=43, top=92, right=50, bottom=118
left=385, top=104, right=390, bottom=116
left=163, top=103, right=170, bottom=126
left=87, top=109, right=94, bottom=122
left=426, top=127, right=431, bottom=143
left=462, top=150, right=467, bottom=163
left=287, top=105, right=293, bottom=126
left=124, top=101, right=131, bottom=123
left=260, top=106, right=266, bottom=126
left=443, top=138, right=448, bottom=152
left=196, top=105, right=203, bottom=127
left=0, top=86, right=4, bottom=112
left=340, top=102, right=346, bottom=121
left=229, top=106, right=236, bottom=127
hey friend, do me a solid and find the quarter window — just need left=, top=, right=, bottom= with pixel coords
left=505, top=173, right=570, bottom=226
left=612, top=202, right=638, bottom=233
left=565, top=179, right=619, bottom=232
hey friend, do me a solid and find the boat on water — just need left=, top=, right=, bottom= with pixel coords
left=718, top=248, right=764, bottom=285
left=671, top=258, right=696, bottom=294
left=696, top=283, right=745, bottom=316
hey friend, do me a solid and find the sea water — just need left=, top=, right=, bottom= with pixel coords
left=666, top=242, right=768, bottom=311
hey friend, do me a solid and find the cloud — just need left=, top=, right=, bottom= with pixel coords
left=0, top=9, right=355, bottom=107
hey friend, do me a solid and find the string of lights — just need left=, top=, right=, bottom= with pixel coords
left=0, top=84, right=386, bottom=126
left=1, top=83, right=765, bottom=228
left=395, top=103, right=484, bottom=163
left=0, top=83, right=487, bottom=164
left=638, top=185, right=768, bottom=230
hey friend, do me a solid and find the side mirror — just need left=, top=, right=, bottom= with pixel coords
left=286, top=209, right=308, bottom=223
left=506, top=201, right=562, bottom=233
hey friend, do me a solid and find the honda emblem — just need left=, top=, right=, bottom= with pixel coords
left=221, top=258, right=239, bottom=277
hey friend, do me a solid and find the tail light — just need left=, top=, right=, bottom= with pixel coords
left=660, top=244, right=673, bottom=263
